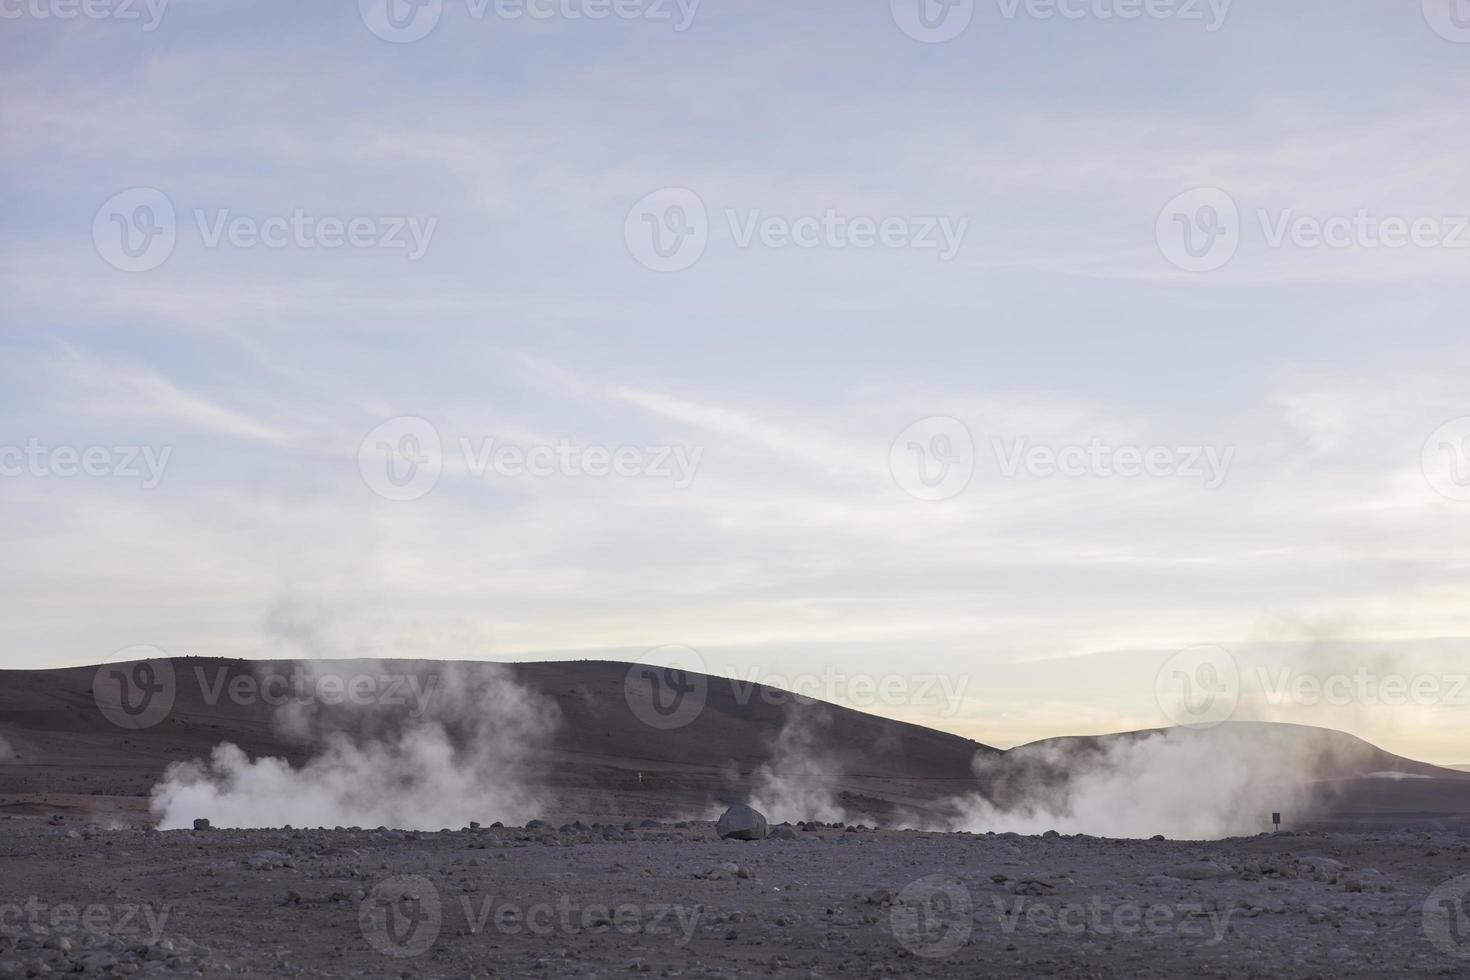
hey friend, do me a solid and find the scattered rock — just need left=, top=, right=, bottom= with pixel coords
left=1170, top=861, right=1234, bottom=881
left=717, top=804, right=768, bottom=842
left=1011, top=879, right=1055, bottom=896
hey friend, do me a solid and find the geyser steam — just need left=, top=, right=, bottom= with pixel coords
left=150, top=662, right=561, bottom=830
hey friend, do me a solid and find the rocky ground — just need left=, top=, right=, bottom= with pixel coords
left=6, top=814, right=1470, bottom=978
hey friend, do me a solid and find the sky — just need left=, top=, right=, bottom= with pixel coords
left=3, top=0, right=1470, bottom=763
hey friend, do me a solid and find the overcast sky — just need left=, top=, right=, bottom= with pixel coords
left=4, top=0, right=1470, bottom=762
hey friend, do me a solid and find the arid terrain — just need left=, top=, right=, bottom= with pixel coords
left=7, top=817, right=1470, bottom=977
left=5, top=658, right=1470, bottom=977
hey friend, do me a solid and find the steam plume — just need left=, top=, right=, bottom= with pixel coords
left=150, top=662, right=561, bottom=830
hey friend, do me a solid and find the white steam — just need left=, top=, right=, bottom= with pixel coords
left=150, top=663, right=561, bottom=830
left=945, top=724, right=1371, bottom=839
left=748, top=707, right=855, bottom=825
left=0, top=735, right=15, bottom=762
left=743, top=709, right=1380, bottom=840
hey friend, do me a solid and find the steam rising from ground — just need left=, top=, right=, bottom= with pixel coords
left=748, top=707, right=854, bottom=825
left=945, top=724, right=1371, bottom=839
left=151, top=663, right=561, bottom=830
left=0, top=736, right=15, bottom=762
left=743, top=706, right=1376, bottom=839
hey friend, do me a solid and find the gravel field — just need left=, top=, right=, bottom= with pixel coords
left=6, top=815, right=1470, bottom=978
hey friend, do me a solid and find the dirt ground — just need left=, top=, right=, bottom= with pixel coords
left=5, top=814, right=1470, bottom=979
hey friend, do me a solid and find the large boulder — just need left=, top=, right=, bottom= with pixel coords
left=717, top=803, right=768, bottom=841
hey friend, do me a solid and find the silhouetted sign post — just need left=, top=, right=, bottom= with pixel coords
left=1272, top=812, right=1281, bottom=833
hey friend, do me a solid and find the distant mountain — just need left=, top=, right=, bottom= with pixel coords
left=3, top=658, right=1469, bottom=833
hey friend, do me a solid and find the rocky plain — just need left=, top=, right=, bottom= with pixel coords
left=7, top=658, right=1470, bottom=977
left=7, top=809, right=1470, bottom=978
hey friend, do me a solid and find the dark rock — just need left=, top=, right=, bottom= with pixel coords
left=717, top=804, right=768, bottom=841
